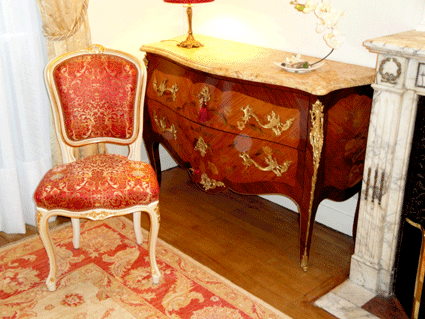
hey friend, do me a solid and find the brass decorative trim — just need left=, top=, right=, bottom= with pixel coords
left=36, top=210, right=42, bottom=227
left=237, top=105, right=295, bottom=136
left=379, top=171, right=386, bottom=206
left=154, top=205, right=160, bottom=223
left=80, top=211, right=115, bottom=220
left=406, top=218, right=425, bottom=319
left=153, top=77, right=178, bottom=101
left=364, top=167, right=371, bottom=201
left=240, top=146, right=292, bottom=177
left=87, top=44, right=105, bottom=54
left=301, top=100, right=324, bottom=271
left=197, top=86, right=211, bottom=106
left=200, top=173, right=225, bottom=191
left=194, top=136, right=208, bottom=157
left=153, top=111, right=177, bottom=140
left=378, top=57, right=402, bottom=85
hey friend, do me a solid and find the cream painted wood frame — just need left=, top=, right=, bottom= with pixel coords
left=37, top=44, right=160, bottom=291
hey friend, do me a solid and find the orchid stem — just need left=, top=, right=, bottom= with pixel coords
left=310, top=49, right=334, bottom=66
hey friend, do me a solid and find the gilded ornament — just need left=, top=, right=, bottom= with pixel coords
left=153, top=77, right=178, bottom=102
left=80, top=211, right=115, bottom=220
left=237, top=105, right=295, bottom=136
left=301, top=99, right=324, bottom=271
left=197, top=86, right=211, bottom=106
left=240, top=146, right=292, bottom=177
left=194, top=136, right=208, bottom=157
left=153, top=111, right=177, bottom=140
left=200, top=173, right=225, bottom=191
left=378, top=57, right=402, bottom=85
left=406, top=218, right=425, bottom=319
left=364, top=167, right=371, bottom=201
left=87, top=44, right=105, bottom=54
left=154, top=205, right=160, bottom=223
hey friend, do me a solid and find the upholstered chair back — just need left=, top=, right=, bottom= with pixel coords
left=45, top=44, right=146, bottom=163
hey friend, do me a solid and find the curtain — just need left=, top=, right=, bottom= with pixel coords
left=0, top=0, right=52, bottom=233
left=36, top=0, right=106, bottom=165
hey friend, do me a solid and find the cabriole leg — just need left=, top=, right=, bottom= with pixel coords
left=37, top=210, right=58, bottom=291
left=133, top=211, right=143, bottom=245
left=71, top=218, right=80, bottom=249
left=148, top=205, right=161, bottom=284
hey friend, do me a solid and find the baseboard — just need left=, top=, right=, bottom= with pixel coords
left=260, top=195, right=356, bottom=236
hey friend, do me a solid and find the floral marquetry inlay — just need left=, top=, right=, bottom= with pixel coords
left=153, top=77, right=178, bottom=101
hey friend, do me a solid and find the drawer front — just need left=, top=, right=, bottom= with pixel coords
left=148, top=99, right=303, bottom=190
left=146, top=55, right=309, bottom=151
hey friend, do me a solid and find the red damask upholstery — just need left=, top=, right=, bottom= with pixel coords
left=34, top=45, right=161, bottom=292
left=34, top=154, right=159, bottom=211
left=53, top=55, right=138, bottom=141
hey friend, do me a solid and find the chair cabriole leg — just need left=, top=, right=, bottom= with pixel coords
left=148, top=205, right=161, bottom=284
left=133, top=211, right=143, bottom=245
left=71, top=218, right=80, bottom=249
left=37, top=210, right=58, bottom=291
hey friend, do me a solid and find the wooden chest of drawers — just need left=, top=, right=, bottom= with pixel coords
left=141, top=35, right=375, bottom=270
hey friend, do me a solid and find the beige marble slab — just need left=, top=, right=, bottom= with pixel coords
left=364, top=30, right=425, bottom=58
left=141, top=35, right=375, bottom=96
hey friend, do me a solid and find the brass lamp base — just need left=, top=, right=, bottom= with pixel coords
left=177, top=33, right=203, bottom=48
left=178, top=4, right=204, bottom=49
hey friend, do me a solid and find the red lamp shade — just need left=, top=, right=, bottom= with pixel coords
left=164, top=0, right=214, bottom=3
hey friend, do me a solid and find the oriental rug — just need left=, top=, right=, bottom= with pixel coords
left=0, top=216, right=291, bottom=319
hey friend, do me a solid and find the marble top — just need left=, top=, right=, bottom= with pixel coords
left=364, top=30, right=425, bottom=58
left=140, top=35, right=375, bottom=96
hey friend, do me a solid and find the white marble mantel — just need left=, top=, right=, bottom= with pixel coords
left=316, top=30, right=425, bottom=318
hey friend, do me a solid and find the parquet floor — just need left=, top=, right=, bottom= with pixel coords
left=0, top=166, right=408, bottom=318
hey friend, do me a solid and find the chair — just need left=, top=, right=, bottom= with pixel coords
left=33, top=44, right=161, bottom=291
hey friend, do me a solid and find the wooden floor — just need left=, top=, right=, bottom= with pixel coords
left=0, top=167, right=409, bottom=319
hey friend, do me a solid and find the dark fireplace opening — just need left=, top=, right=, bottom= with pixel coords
left=394, top=95, right=425, bottom=319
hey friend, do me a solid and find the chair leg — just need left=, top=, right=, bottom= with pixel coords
left=71, top=218, right=80, bottom=249
left=133, top=212, right=143, bottom=245
left=147, top=205, right=161, bottom=284
left=37, top=211, right=58, bottom=292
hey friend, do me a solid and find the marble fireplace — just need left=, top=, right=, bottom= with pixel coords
left=316, top=29, right=425, bottom=318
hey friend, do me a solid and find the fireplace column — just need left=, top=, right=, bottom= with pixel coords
left=350, top=31, right=425, bottom=295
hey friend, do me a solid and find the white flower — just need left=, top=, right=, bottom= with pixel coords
left=285, top=53, right=302, bottom=65
left=324, top=28, right=345, bottom=49
left=314, top=0, right=332, bottom=19
left=324, top=8, right=345, bottom=29
left=291, top=0, right=345, bottom=50
left=316, top=8, right=344, bottom=33
left=303, top=1, right=316, bottom=13
left=316, top=18, right=327, bottom=34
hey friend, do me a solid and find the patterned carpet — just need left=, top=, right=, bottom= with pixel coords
left=0, top=216, right=291, bottom=318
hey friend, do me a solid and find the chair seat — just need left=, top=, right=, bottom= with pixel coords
left=34, top=154, right=159, bottom=211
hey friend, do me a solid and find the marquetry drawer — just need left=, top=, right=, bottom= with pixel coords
left=146, top=55, right=309, bottom=151
left=148, top=99, right=302, bottom=189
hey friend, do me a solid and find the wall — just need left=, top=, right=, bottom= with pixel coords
left=88, top=0, right=425, bottom=236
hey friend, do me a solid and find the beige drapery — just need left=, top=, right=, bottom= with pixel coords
left=36, top=0, right=106, bottom=165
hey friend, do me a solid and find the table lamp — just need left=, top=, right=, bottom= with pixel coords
left=164, top=0, right=214, bottom=48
